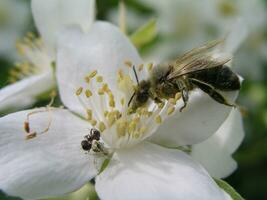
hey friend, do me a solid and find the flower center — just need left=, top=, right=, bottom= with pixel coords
left=75, top=61, right=181, bottom=149
left=9, top=32, right=52, bottom=83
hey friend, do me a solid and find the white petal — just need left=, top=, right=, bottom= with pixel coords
left=57, top=22, right=143, bottom=117
left=32, top=0, right=96, bottom=55
left=0, top=72, right=54, bottom=113
left=96, top=142, right=228, bottom=200
left=0, top=109, right=101, bottom=200
left=150, top=89, right=238, bottom=146
left=191, top=109, right=244, bottom=178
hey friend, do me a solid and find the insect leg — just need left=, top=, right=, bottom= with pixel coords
left=176, top=80, right=189, bottom=112
left=189, top=78, right=236, bottom=107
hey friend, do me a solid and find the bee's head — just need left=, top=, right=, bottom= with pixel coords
left=128, top=80, right=151, bottom=114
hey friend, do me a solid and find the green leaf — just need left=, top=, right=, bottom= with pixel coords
left=214, top=178, right=245, bottom=200
left=130, top=18, right=157, bottom=49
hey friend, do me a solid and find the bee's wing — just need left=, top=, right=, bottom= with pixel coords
left=167, top=39, right=231, bottom=79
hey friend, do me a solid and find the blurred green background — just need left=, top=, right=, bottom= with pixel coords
left=0, top=0, right=267, bottom=199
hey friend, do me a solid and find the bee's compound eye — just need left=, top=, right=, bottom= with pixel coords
left=90, top=128, right=101, bottom=140
left=81, top=140, right=92, bottom=151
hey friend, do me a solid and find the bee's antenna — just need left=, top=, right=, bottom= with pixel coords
left=128, top=92, right=136, bottom=107
left=133, top=65, right=139, bottom=85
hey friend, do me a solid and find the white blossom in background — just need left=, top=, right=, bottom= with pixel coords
left=126, top=0, right=266, bottom=80
left=0, top=0, right=30, bottom=60
left=0, top=1, right=246, bottom=199
left=0, top=0, right=95, bottom=113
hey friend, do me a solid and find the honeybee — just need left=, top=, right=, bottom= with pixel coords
left=128, top=40, right=241, bottom=113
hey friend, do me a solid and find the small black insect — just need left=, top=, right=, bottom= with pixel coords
left=81, top=128, right=101, bottom=152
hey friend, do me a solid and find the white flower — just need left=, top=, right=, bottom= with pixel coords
left=128, top=0, right=266, bottom=80
left=0, top=0, right=95, bottom=112
left=0, top=0, right=30, bottom=60
left=0, top=1, right=243, bottom=199
left=0, top=13, right=241, bottom=200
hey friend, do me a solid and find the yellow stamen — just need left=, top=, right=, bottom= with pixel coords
left=155, top=115, right=162, bottom=124
left=175, top=92, right=182, bottom=101
left=98, top=122, right=106, bottom=132
left=167, top=106, right=175, bottom=115
left=96, top=76, right=103, bottom=83
left=85, top=89, right=92, bottom=98
left=90, top=119, right=97, bottom=126
left=89, top=70, right=98, bottom=78
left=98, top=88, right=105, bottom=95
left=147, top=63, right=154, bottom=71
left=124, top=60, right=132, bottom=68
left=84, top=76, right=90, bottom=84
left=104, top=111, right=109, bottom=117
left=109, top=99, right=115, bottom=108
left=158, top=102, right=165, bottom=109
left=86, top=109, right=93, bottom=120
left=76, top=87, right=83, bottom=96
left=116, top=120, right=128, bottom=137
left=138, top=64, right=144, bottom=71
left=107, top=112, right=116, bottom=127
left=120, top=98, right=125, bottom=106
left=169, top=98, right=176, bottom=105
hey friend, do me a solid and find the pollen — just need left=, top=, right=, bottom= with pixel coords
left=175, top=92, right=182, bottom=101
left=158, top=102, right=165, bottom=109
left=90, top=119, right=97, bottom=126
left=116, top=120, right=128, bottom=137
left=84, top=76, right=91, bottom=83
left=104, top=110, right=109, bottom=117
left=98, top=121, right=106, bottom=132
left=102, top=83, right=110, bottom=93
left=117, top=69, right=124, bottom=81
left=25, top=132, right=37, bottom=140
left=85, top=89, right=92, bottom=98
left=89, top=70, right=98, bottom=78
left=120, top=98, right=125, bottom=106
left=138, top=64, right=144, bottom=71
left=124, top=60, right=132, bottom=68
left=98, top=88, right=105, bottom=95
left=128, top=120, right=137, bottom=134
left=86, top=109, right=93, bottom=120
left=155, top=115, right=162, bottom=124
left=147, top=62, right=154, bottom=71
left=109, top=99, right=116, bottom=108
left=169, top=98, right=177, bottom=105
left=76, top=87, right=83, bottom=96
left=167, top=106, right=175, bottom=115
left=107, top=112, right=116, bottom=127
left=96, top=76, right=103, bottom=83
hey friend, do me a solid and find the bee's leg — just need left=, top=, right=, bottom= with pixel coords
left=176, top=80, right=189, bottom=112
left=189, top=78, right=236, bottom=107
